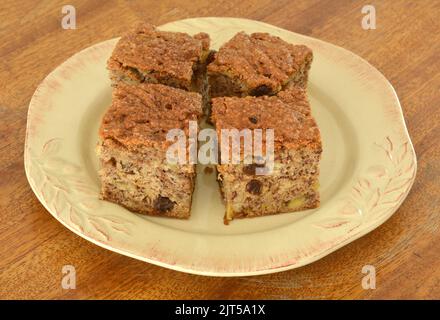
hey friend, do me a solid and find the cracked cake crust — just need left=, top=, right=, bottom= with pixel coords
left=211, top=87, right=321, bottom=151
left=107, top=23, right=211, bottom=93
left=99, top=24, right=320, bottom=222
left=97, top=82, right=202, bottom=218
left=208, top=31, right=313, bottom=97
left=211, top=87, right=321, bottom=221
left=99, top=82, right=202, bottom=150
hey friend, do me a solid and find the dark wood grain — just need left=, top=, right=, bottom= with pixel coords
left=0, top=0, right=439, bottom=299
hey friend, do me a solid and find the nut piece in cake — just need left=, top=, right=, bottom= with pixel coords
left=211, top=87, right=322, bottom=221
left=208, top=31, right=313, bottom=98
left=97, top=83, right=203, bottom=218
left=107, top=23, right=212, bottom=112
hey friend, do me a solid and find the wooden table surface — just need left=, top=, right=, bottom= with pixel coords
left=1, top=0, right=439, bottom=300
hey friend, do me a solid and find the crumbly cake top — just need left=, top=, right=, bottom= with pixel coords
left=99, top=83, right=202, bottom=149
left=211, top=87, right=321, bottom=150
left=208, top=32, right=312, bottom=90
left=108, top=23, right=210, bottom=83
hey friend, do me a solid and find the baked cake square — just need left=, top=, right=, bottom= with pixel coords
left=97, top=83, right=203, bottom=218
left=208, top=31, right=313, bottom=98
left=211, top=87, right=322, bottom=221
left=107, top=23, right=211, bottom=111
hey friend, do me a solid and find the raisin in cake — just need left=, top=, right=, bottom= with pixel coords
left=97, top=83, right=202, bottom=218
left=211, top=87, right=322, bottom=221
left=207, top=31, right=313, bottom=98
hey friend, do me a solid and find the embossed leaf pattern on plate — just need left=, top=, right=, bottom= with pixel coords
left=28, top=138, right=133, bottom=242
left=315, top=136, right=416, bottom=231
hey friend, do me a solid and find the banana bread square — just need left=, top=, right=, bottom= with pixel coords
left=107, top=23, right=212, bottom=112
left=211, top=87, right=322, bottom=221
left=208, top=32, right=313, bottom=98
left=97, top=83, right=202, bottom=218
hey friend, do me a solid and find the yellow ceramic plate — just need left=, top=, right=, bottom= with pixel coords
left=24, top=18, right=416, bottom=276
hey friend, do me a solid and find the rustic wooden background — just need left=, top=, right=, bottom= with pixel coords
left=1, top=0, right=439, bottom=299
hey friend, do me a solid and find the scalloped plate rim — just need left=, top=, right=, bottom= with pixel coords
left=24, top=17, right=417, bottom=277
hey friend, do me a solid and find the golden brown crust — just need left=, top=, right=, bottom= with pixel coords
left=207, top=32, right=313, bottom=93
left=211, top=87, right=321, bottom=150
left=99, top=83, right=202, bottom=150
left=108, top=23, right=209, bottom=85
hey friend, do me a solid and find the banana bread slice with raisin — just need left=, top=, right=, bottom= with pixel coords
left=211, top=87, right=322, bottom=221
left=208, top=31, right=313, bottom=98
left=107, top=23, right=212, bottom=113
left=97, top=83, right=202, bottom=218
